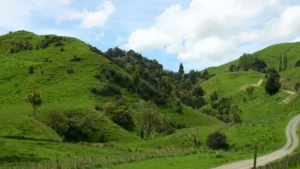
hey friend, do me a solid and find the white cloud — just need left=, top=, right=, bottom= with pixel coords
left=96, top=31, right=105, bottom=40
left=291, top=37, right=300, bottom=43
left=58, top=1, right=115, bottom=29
left=57, top=0, right=72, bottom=5
left=123, top=0, right=300, bottom=66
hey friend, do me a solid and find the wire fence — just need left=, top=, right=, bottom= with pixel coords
left=0, top=148, right=198, bottom=169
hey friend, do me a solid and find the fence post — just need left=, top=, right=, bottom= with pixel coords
left=253, top=145, right=258, bottom=169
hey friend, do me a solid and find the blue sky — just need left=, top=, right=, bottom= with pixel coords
left=1, top=0, right=300, bottom=71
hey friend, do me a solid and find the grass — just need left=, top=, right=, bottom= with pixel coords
left=1, top=31, right=300, bottom=169
left=207, top=42, right=300, bottom=75
left=0, top=31, right=224, bottom=165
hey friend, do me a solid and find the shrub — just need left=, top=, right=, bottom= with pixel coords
left=99, top=84, right=122, bottom=96
left=206, top=131, right=229, bottom=150
left=10, top=48, right=15, bottom=53
left=29, top=66, right=34, bottom=74
left=295, top=60, right=300, bottom=68
left=265, top=74, right=281, bottom=95
left=176, top=101, right=183, bottom=114
left=44, top=111, right=69, bottom=136
left=60, top=47, right=64, bottom=52
left=71, top=55, right=82, bottom=62
left=65, top=113, right=107, bottom=143
left=67, top=68, right=74, bottom=74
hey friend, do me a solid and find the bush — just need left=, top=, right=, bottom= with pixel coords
left=44, top=111, right=69, bottom=136
left=67, top=68, right=74, bottom=74
left=71, top=55, right=82, bottom=62
left=265, top=74, right=281, bottom=95
left=60, top=47, right=64, bottom=52
left=29, top=66, right=34, bottom=74
left=206, top=131, right=229, bottom=150
left=65, top=113, right=107, bottom=143
left=99, top=84, right=122, bottom=96
left=295, top=60, right=300, bottom=68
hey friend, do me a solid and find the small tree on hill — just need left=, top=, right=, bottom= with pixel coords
left=246, top=86, right=254, bottom=99
left=295, top=60, right=300, bottom=68
left=206, top=131, right=229, bottom=150
left=27, top=91, right=42, bottom=120
left=265, top=74, right=281, bottom=95
left=139, top=101, right=160, bottom=139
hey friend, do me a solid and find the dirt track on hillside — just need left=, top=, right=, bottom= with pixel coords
left=212, top=114, right=300, bottom=169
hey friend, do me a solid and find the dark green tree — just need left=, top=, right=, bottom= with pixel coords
left=265, top=74, right=281, bottom=95
left=295, top=60, right=300, bottom=68
left=206, top=131, right=229, bottom=150
left=178, top=63, right=184, bottom=80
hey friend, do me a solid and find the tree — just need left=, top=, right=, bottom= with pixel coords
left=192, top=86, right=205, bottom=97
left=29, top=65, right=34, bottom=74
left=238, top=53, right=254, bottom=71
left=44, top=111, right=69, bottom=136
left=206, top=131, right=229, bottom=150
left=132, top=70, right=141, bottom=94
left=178, top=63, right=184, bottom=80
left=210, top=91, right=218, bottom=102
left=283, top=53, right=288, bottom=70
left=295, top=83, right=300, bottom=94
left=188, top=70, right=198, bottom=84
left=295, top=60, right=300, bottom=68
left=186, top=128, right=201, bottom=148
left=139, top=101, right=160, bottom=139
left=27, top=91, right=42, bottom=119
left=230, top=105, right=242, bottom=123
left=265, top=74, right=281, bottom=95
left=229, top=64, right=237, bottom=72
left=246, top=86, right=254, bottom=99
left=176, top=101, right=183, bottom=114
left=202, top=69, right=209, bottom=80
left=279, top=55, right=283, bottom=72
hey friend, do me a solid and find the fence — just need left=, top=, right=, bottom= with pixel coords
left=256, top=152, right=300, bottom=169
left=0, top=148, right=197, bottom=169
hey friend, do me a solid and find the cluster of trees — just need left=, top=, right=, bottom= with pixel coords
left=278, top=53, right=288, bottom=72
left=231, top=53, right=267, bottom=72
left=44, top=111, right=107, bottom=142
left=10, top=41, right=33, bottom=53
left=103, top=99, right=135, bottom=131
left=203, top=91, right=242, bottom=123
left=10, top=36, right=64, bottom=54
left=90, top=47, right=213, bottom=109
left=38, top=35, right=64, bottom=49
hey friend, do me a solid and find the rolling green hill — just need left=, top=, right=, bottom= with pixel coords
left=207, top=42, right=300, bottom=75
left=1, top=31, right=300, bottom=169
left=0, top=31, right=222, bottom=165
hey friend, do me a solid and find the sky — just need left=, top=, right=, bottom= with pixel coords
left=1, top=0, right=300, bottom=71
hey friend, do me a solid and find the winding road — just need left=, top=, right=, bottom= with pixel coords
left=212, top=114, right=300, bottom=169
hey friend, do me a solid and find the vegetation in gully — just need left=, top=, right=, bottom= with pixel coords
left=1, top=30, right=300, bottom=169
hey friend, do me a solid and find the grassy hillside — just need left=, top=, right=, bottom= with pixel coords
left=0, top=31, right=223, bottom=165
left=207, top=42, right=300, bottom=75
